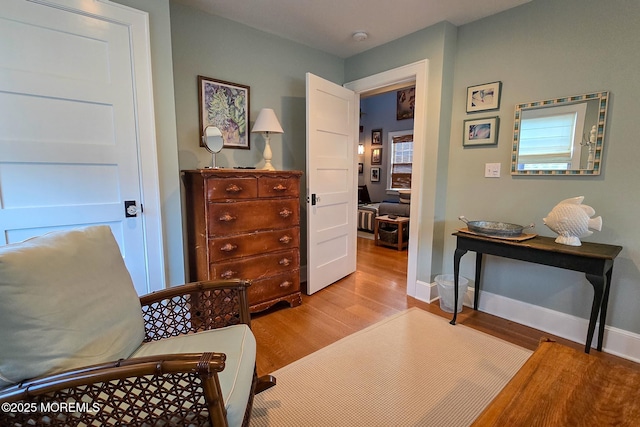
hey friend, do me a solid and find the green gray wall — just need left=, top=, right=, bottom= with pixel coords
left=169, top=1, right=344, bottom=272
left=115, top=0, right=640, bottom=339
left=446, top=0, right=640, bottom=333
left=169, top=1, right=343, bottom=174
left=346, top=0, right=640, bottom=334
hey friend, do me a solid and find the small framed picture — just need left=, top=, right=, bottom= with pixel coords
left=463, top=116, right=500, bottom=146
left=358, top=162, right=364, bottom=174
left=397, top=87, right=415, bottom=120
left=371, top=147, right=382, bottom=165
left=371, top=128, right=382, bottom=145
left=466, top=81, right=502, bottom=113
left=370, top=167, right=380, bottom=182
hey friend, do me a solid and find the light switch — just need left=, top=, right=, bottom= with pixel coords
left=485, top=163, right=501, bottom=178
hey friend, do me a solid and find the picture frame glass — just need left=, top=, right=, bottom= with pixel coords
left=464, top=116, right=499, bottom=146
left=397, top=87, right=415, bottom=120
left=372, top=129, right=382, bottom=145
left=466, top=81, right=502, bottom=113
left=370, top=167, right=380, bottom=182
left=371, top=147, right=382, bottom=165
left=198, top=75, right=250, bottom=149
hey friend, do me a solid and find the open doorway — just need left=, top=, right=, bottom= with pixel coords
left=345, top=59, right=431, bottom=299
left=356, top=89, right=414, bottom=262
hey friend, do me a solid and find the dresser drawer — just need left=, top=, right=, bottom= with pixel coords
left=258, top=175, right=300, bottom=198
left=208, top=228, right=300, bottom=262
left=248, top=270, right=300, bottom=304
left=208, top=199, right=299, bottom=236
left=209, top=249, right=299, bottom=280
left=205, top=177, right=257, bottom=201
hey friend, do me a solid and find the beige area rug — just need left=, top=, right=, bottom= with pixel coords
left=250, top=308, right=532, bottom=427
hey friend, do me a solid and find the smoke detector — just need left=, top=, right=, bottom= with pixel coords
left=352, top=31, right=368, bottom=42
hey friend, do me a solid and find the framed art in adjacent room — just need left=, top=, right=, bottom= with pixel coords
left=198, top=75, right=250, bottom=149
left=358, top=162, right=364, bottom=174
left=371, top=128, right=382, bottom=145
left=371, top=147, right=382, bottom=165
left=466, top=81, right=502, bottom=113
left=463, top=116, right=499, bottom=146
left=370, top=167, right=380, bottom=182
left=397, top=86, right=415, bottom=120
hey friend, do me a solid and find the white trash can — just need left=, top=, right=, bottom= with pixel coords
left=435, top=274, right=469, bottom=313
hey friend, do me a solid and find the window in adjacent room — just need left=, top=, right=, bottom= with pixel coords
left=388, top=130, right=413, bottom=190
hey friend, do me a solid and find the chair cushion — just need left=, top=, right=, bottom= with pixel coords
left=0, top=226, right=145, bottom=389
left=398, top=189, right=411, bottom=204
left=131, top=325, right=256, bottom=427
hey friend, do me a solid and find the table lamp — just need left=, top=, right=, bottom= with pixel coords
left=251, top=108, right=283, bottom=171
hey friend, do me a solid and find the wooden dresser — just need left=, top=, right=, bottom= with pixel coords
left=181, top=169, right=303, bottom=313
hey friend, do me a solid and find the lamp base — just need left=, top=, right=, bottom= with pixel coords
left=262, top=136, right=275, bottom=170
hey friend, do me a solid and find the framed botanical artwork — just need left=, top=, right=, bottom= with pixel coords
left=371, top=128, right=382, bottom=145
left=466, top=81, right=502, bottom=113
left=198, top=75, right=250, bottom=149
left=371, top=147, right=382, bottom=165
left=463, top=116, right=500, bottom=147
left=358, top=162, right=364, bottom=174
left=370, top=167, right=380, bottom=182
left=397, top=86, right=415, bottom=120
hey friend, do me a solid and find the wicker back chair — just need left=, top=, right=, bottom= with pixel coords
left=0, top=226, right=275, bottom=426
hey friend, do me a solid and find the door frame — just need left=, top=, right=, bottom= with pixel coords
left=52, top=0, right=166, bottom=291
left=344, top=59, right=430, bottom=298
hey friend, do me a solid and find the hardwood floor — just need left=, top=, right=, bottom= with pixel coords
left=251, top=236, right=639, bottom=376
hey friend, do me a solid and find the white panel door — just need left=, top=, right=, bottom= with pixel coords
left=0, top=0, right=156, bottom=295
left=306, top=73, right=357, bottom=294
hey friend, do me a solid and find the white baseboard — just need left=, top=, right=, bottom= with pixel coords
left=414, top=280, right=437, bottom=303
left=477, top=290, right=640, bottom=363
left=417, top=282, right=640, bottom=363
left=414, top=279, right=475, bottom=306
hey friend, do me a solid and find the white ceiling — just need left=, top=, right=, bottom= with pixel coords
left=175, top=0, right=531, bottom=58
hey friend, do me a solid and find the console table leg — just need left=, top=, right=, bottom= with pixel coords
left=585, top=273, right=605, bottom=354
left=474, top=252, right=483, bottom=310
left=450, top=248, right=468, bottom=325
left=596, top=267, right=613, bottom=351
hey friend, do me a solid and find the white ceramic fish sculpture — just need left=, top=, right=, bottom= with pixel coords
left=543, top=196, right=602, bottom=246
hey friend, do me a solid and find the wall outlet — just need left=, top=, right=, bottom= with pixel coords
left=485, top=163, right=501, bottom=178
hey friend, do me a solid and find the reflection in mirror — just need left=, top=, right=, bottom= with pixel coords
left=202, top=126, right=224, bottom=168
left=511, top=91, right=609, bottom=175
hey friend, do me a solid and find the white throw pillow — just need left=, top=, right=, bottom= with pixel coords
left=0, top=226, right=145, bottom=388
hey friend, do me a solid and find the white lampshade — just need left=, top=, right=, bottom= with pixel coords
left=251, top=108, right=284, bottom=134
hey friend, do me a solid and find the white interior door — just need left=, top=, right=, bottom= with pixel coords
left=0, top=0, right=161, bottom=295
left=306, top=73, right=358, bottom=294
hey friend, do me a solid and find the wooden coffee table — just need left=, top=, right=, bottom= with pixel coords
left=374, top=215, right=409, bottom=250
left=472, top=339, right=640, bottom=426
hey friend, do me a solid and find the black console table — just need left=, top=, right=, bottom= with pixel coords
left=450, top=231, right=622, bottom=353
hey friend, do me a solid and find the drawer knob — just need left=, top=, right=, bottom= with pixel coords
left=279, top=208, right=292, bottom=218
left=273, top=184, right=287, bottom=192
left=279, top=258, right=292, bottom=266
left=220, top=270, right=237, bottom=279
left=220, top=243, right=238, bottom=252
left=279, top=281, right=292, bottom=288
left=218, top=213, right=237, bottom=222
left=279, top=235, right=292, bottom=244
left=226, top=184, right=243, bottom=193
